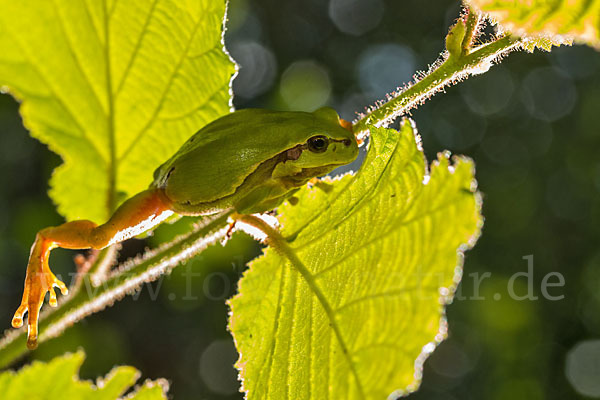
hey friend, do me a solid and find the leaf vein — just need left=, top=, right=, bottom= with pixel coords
left=353, top=342, right=413, bottom=358
left=82, top=0, right=103, bottom=48
left=52, top=0, right=107, bottom=119
left=159, top=78, right=226, bottom=121
left=114, top=0, right=160, bottom=98
left=117, top=14, right=207, bottom=163
left=308, top=291, right=314, bottom=400
left=312, top=192, right=465, bottom=279
left=102, top=0, right=117, bottom=214
left=284, top=271, right=298, bottom=399
left=256, top=263, right=286, bottom=397
left=241, top=215, right=368, bottom=399
left=261, top=220, right=367, bottom=399
left=108, top=0, right=120, bottom=19
left=334, top=286, right=438, bottom=314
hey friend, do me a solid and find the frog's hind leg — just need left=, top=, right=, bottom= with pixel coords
left=12, top=188, right=174, bottom=349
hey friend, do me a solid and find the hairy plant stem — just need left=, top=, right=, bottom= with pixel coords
left=352, top=31, right=521, bottom=137
left=0, top=211, right=232, bottom=368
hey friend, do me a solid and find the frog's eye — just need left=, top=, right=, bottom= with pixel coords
left=307, top=135, right=329, bottom=153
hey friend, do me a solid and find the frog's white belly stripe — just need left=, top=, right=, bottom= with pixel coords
left=108, top=210, right=175, bottom=245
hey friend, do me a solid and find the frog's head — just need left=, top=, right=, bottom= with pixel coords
left=284, top=107, right=359, bottom=176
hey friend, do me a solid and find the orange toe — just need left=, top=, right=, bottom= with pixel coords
left=13, top=269, right=68, bottom=349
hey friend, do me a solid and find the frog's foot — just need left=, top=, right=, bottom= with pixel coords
left=12, top=245, right=68, bottom=349
left=308, top=177, right=334, bottom=193
left=11, top=189, right=173, bottom=350
left=225, top=218, right=238, bottom=240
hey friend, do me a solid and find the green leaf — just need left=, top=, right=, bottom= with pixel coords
left=0, top=0, right=236, bottom=222
left=466, top=0, right=600, bottom=48
left=229, top=121, right=482, bottom=399
left=0, top=351, right=167, bottom=399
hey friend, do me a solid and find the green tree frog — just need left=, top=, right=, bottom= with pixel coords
left=11, top=107, right=359, bottom=349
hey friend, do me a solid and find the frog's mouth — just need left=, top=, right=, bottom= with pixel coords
left=286, top=164, right=344, bottom=185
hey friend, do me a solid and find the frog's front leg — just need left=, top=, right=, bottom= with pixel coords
left=12, top=188, right=174, bottom=349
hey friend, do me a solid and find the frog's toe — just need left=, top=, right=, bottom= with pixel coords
left=47, top=276, right=68, bottom=306
left=11, top=297, right=41, bottom=349
left=48, top=287, right=58, bottom=307
left=24, top=294, right=43, bottom=349
left=26, top=324, right=39, bottom=350
left=11, top=303, right=27, bottom=328
left=54, top=276, right=68, bottom=296
left=288, top=196, right=299, bottom=205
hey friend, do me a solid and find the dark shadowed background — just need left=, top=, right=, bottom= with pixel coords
left=1, top=0, right=600, bottom=399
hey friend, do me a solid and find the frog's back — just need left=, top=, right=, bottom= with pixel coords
left=151, top=108, right=340, bottom=208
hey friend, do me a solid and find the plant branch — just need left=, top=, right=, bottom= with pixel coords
left=0, top=211, right=232, bottom=368
left=352, top=13, right=522, bottom=137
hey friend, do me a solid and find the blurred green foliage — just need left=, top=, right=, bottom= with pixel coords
left=1, top=0, right=600, bottom=399
left=0, top=351, right=167, bottom=399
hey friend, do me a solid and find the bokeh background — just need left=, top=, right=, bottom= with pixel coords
left=2, top=0, right=600, bottom=399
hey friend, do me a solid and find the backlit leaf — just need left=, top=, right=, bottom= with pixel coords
left=466, top=0, right=600, bottom=48
left=0, top=0, right=236, bottom=222
left=229, top=120, right=482, bottom=399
